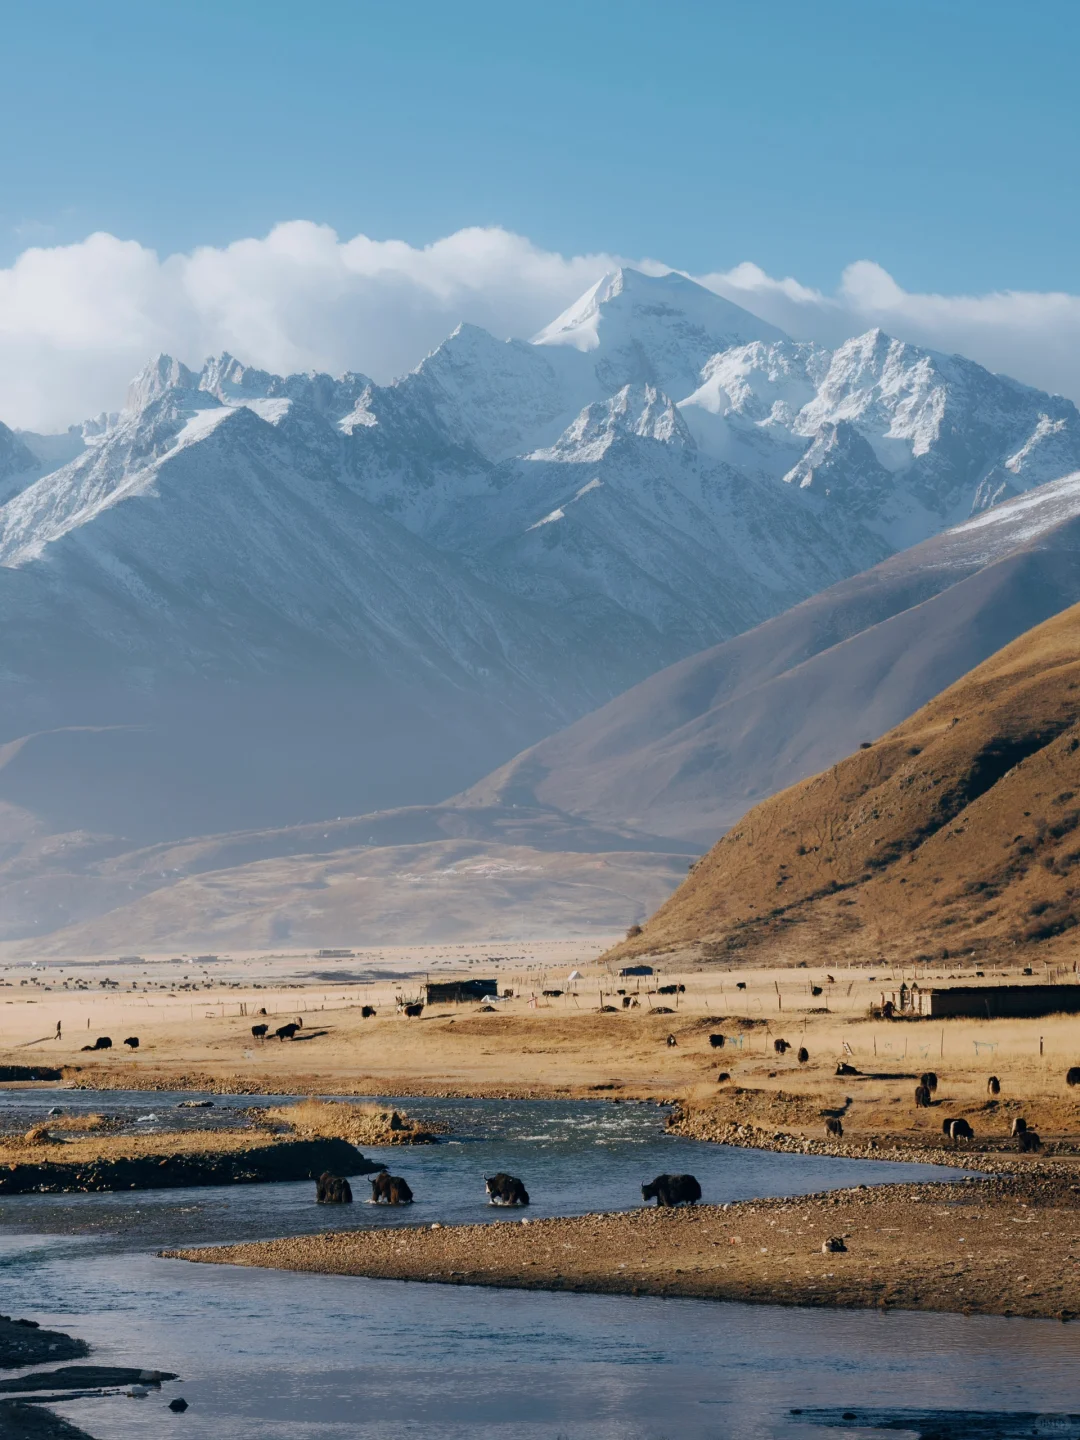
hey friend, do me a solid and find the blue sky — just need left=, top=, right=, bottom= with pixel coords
left=3, top=0, right=1078, bottom=293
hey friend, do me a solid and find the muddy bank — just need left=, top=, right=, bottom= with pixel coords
left=0, top=1317, right=88, bottom=1369
left=0, top=1136, right=381, bottom=1195
left=0, top=1402, right=96, bottom=1439
left=171, top=1164, right=1080, bottom=1321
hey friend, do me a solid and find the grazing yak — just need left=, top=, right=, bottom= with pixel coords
left=251, top=1024, right=268, bottom=1040
left=80, top=1036, right=112, bottom=1052
left=709, top=1034, right=725, bottom=1049
left=1011, top=1117, right=1028, bottom=1137
left=773, top=1038, right=791, bottom=1055
left=641, top=1173, right=701, bottom=1208
left=370, top=1173, right=413, bottom=1205
left=810, top=985, right=823, bottom=997
left=316, top=1172, right=353, bottom=1203
left=716, top=1072, right=731, bottom=1083
left=402, top=1003, right=424, bottom=1018
left=485, top=1173, right=530, bottom=1206
left=735, top=982, right=747, bottom=991
left=1018, top=1128, right=1042, bottom=1153
left=542, top=989, right=563, bottom=998
left=657, top=984, right=685, bottom=995
left=987, top=1075, right=1001, bottom=1096
left=821, top=1236, right=847, bottom=1253
left=1067, top=1067, right=1080, bottom=1087
left=666, top=1034, right=678, bottom=1047
left=797, top=1047, right=809, bottom=1064
left=361, top=1006, right=376, bottom=1018
left=914, top=1084, right=932, bottom=1108
left=825, top=1117, right=844, bottom=1139
left=123, top=1036, right=139, bottom=1050
left=275, top=1023, right=300, bottom=1041
left=921, top=1071, right=939, bottom=1093
left=946, top=1118, right=974, bottom=1146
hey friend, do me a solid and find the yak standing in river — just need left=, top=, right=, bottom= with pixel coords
left=370, top=1173, right=413, bottom=1205
left=316, top=1172, right=353, bottom=1203
left=485, top=1173, right=530, bottom=1206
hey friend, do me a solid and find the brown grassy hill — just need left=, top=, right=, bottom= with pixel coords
left=608, top=601, right=1080, bottom=968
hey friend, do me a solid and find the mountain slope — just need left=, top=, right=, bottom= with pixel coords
left=460, top=472, right=1080, bottom=843
left=608, top=601, right=1080, bottom=967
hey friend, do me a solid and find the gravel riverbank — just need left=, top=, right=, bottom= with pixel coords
left=171, top=1162, right=1080, bottom=1321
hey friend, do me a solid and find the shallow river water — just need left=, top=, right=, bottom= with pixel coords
left=1, top=1091, right=1078, bottom=1439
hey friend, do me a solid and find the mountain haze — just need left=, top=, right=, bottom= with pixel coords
left=461, top=472, right=1080, bottom=842
left=5, top=266, right=1080, bottom=946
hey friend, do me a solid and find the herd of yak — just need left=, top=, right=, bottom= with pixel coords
left=314, top=1168, right=703, bottom=1210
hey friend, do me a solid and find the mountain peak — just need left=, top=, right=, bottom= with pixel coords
left=126, top=354, right=198, bottom=412
left=531, top=267, right=788, bottom=399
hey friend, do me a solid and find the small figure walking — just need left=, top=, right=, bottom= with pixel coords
left=55, top=1020, right=61, bottom=1040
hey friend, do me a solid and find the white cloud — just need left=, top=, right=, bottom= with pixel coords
left=2, top=222, right=1080, bottom=431
left=701, top=259, right=1080, bottom=402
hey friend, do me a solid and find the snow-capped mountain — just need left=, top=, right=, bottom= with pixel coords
left=3, top=265, right=1080, bottom=857
left=679, top=328, right=1080, bottom=547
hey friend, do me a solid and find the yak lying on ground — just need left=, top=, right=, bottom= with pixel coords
left=825, top=1117, right=844, bottom=1139
left=370, top=1173, right=413, bottom=1205
left=641, top=1173, right=701, bottom=1207
left=251, top=1024, right=268, bottom=1040
left=123, top=1036, right=139, bottom=1050
left=1018, top=1128, right=1042, bottom=1152
left=275, top=1023, right=299, bottom=1041
left=485, top=1173, right=529, bottom=1206
left=316, top=1172, right=353, bottom=1203
left=821, top=1236, right=847, bottom=1253
left=836, top=1062, right=858, bottom=1076
left=80, top=1036, right=112, bottom=1052
left=709, top=1034, right=725, bottom=1049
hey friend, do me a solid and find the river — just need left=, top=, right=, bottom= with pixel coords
left=1, top=1091, right=1077, bottom=1439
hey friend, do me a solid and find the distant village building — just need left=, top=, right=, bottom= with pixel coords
left=316, top=949, right=355, bottom=959
left=904, top=983, right=1080, bottom=1020
left=423, top=978, right=498, bottom=1005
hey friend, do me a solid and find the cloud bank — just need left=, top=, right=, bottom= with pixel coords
left=3, top=222, right=1080, bottom=431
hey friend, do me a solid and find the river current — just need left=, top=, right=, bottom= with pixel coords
left=0, top=1091, right=1077, bottom=1439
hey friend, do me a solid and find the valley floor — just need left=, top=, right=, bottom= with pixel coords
left=7, top=952, right=1080, bottom=1320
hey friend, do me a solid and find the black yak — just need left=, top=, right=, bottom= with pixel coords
left=370, top=1173, right=413, bottom=1204
left=641, top=1173, right=701, bottom=1207
left=316, top=1172, right=353, bottom=1203
left=485, top=1172, right=529, bottom=1206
